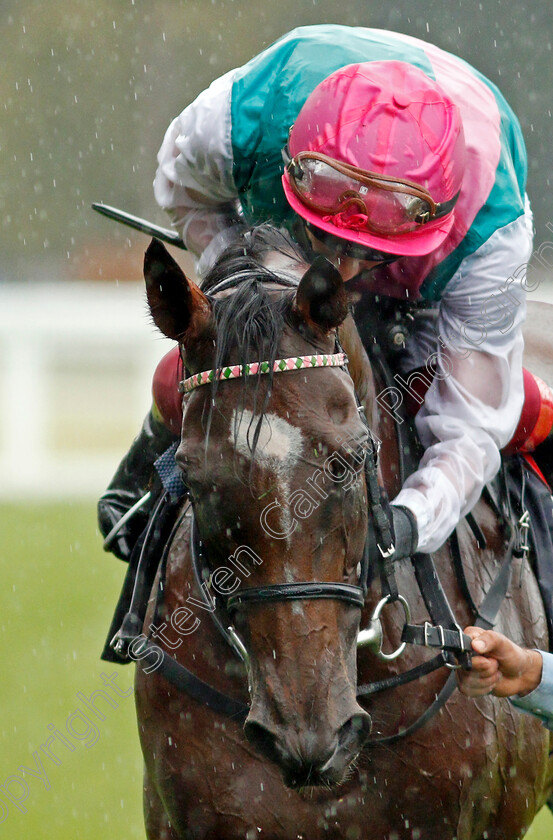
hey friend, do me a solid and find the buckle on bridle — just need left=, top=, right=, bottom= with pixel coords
left=421, top=622, right=468, bottom=669
left=423, top=621, right=447, bottom=649
left=423, top=621, right=432, bottom=647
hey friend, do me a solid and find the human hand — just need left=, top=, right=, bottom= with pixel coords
left=457, top=627, right=543, bottom=699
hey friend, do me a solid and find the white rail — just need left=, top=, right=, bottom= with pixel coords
left=1, top=278, right=552, bottom=500
left=0, top=282, right=173, bottom=499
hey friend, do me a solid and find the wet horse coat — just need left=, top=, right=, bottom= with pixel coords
left=134, top=232, right=553, bottom=840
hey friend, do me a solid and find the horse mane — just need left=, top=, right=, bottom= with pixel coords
left=201, top=224, right=306, bottom=294
left=199, top=225, right=306, bottom=471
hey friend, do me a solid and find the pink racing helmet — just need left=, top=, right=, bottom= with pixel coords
left=282, top=61, right=466, bottom=257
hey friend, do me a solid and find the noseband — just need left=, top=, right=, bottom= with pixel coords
left=226, top=581, right=367, bottom=610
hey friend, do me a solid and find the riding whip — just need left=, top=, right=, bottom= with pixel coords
left=91, top=202, right=186, bottom=249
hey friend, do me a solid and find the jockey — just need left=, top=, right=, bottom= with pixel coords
left=99, top=24, right=551, bottom=561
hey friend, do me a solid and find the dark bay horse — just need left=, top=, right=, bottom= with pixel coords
left=133, top=228, right=553, bottom=840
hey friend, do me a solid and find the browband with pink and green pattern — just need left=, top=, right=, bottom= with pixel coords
left=178, top=352, right=348, bottom=394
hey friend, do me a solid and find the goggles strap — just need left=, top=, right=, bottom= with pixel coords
left=429, top=191, right=460, bottom=223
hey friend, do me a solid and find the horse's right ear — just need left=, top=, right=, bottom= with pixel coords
left=294, top=255, right=349, bottom=332
left=144, top=239, right=213, bottom=343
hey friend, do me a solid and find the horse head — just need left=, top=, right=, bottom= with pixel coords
left=144, top=232, right=372, bottom=788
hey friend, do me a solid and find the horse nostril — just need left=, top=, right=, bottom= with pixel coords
left=244, top=720, right=283, bottom=766
left=246, top=711, right=372, bottom=789
left=337, top=711, right=372, bottom=753
left=315, top=712, right=372, bottom=783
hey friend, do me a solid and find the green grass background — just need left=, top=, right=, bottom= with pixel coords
left=0, top=501, right=552, bottom=839
left=0, top=502, right=145, bottom=839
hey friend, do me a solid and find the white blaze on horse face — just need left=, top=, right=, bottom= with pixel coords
left=230, top=408, right=303, bottom=541
left=230, top=408, right=303, bottom=470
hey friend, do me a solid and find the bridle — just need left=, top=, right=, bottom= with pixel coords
left=182, top=349, right=372, bottom=654
left=114, top=261, right=516, bottom=741
left=174, top=268, right=378, bottom=662
left=179, top=322, right=513, bottom=742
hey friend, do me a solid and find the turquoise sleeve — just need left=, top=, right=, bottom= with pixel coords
left=510, top=650, right=553, bottom=730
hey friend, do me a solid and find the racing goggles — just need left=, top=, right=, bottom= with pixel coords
left=284, top=149, right=459, bottom=235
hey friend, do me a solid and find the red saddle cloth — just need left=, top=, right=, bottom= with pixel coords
left=152, top=345, right=553, bottom=483
left=151, top=346, right=183, bottom=435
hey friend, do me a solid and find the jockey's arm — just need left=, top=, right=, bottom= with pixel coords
left=392, top=208, right=532, bottom=553
left=153, top=65, right=534, bottom=557
left=153, top=68, right=246, bottom=276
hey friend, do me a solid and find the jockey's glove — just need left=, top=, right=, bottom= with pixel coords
left=390, top=505, right=419, bottom=560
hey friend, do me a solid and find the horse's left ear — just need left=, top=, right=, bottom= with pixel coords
left=144, top=239, right=213, bottom=343
left=294, top=255, right=349, bottom=332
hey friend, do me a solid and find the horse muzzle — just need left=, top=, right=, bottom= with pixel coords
left=244, top=705, right=372, bottom=789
